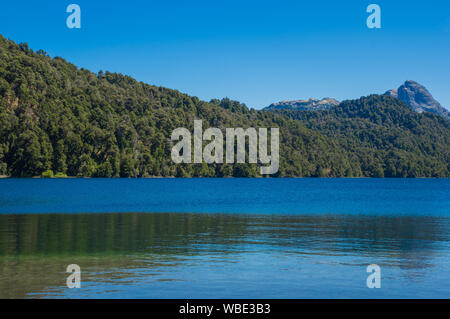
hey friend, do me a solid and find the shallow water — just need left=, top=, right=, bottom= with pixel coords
left=0, top=178, right=449, bottom=298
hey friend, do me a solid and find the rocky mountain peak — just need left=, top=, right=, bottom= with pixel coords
left=385, top=81, right=449, bottom=119
left=265, top=97, right=339, bottom=111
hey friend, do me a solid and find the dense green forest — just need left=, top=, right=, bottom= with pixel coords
left=0, top=34, right=449, bottom=177
left=271, top=96, right=450, bottom=177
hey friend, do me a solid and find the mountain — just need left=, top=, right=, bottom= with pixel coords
left=265, top=98, right=339, bottom=111
left=0, top=34, right=449, bottom=177
left=0, top=35, right=353, bottom=178
left=264, top=81, right=449, bottom=120
left=266, top=95, right=450, bottom=177
left=385, top=80, right=450, bottom=119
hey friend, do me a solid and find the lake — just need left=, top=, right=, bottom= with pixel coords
left=0, top=178, right=449, bottom=298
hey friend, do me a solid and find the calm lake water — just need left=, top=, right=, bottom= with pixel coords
left=0, top=178, right=449, bottom=298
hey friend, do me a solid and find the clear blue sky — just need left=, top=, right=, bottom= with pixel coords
left=1, top=0, right=449, bottom=109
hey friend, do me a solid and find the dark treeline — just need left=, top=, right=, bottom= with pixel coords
left=0, top=34, right=449, bottom=177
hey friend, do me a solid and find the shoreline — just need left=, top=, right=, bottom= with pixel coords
left=0, top=176, right=445, bottom=179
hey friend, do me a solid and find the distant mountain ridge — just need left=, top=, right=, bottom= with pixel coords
left=265, top=98, right=339, bottom=111
left=384, top=80, right=449, bottom=119
left=265, top=80, right=449, bottom=120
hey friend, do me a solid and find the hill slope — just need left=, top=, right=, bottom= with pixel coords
left=0, top=35, right=353, bottom=177
left=269, top=95, right=450, bottom=177
left=0, top=35, right=449, bottom=177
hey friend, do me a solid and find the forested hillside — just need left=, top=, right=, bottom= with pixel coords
left=0, top=35, right=449, bottom=177
left=271, top=95, right=450, bottom=177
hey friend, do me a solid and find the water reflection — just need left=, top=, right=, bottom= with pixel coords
left=0, top=213, right=449, bottom=298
